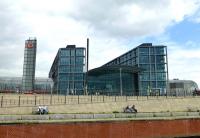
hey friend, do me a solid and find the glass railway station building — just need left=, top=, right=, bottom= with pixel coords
left=0, top=42, right=198, bottom=96
left=49, top=43, right=169, bottom=96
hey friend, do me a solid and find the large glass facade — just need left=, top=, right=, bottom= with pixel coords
left=88, top=66, right=139, bottom=95
left=22, top=38, right=37, bottom=92
left=49, top=45, right=86, bottom=95
left=104, top=43, right=168, bottom=96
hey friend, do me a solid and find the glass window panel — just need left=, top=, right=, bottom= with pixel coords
left=76, top=57, right=84, bottom=64
left=60, top=50, right=70, bottom=56
left=156, top=56, right=164, bottom=63
left=151, top=65, right=155, bottom=72
left=157, top=81, right=166, bottom=88
left=156, top=64, right=165, bottom=72
left=60, top=57, right=70, bottom=65
left=71, top=49, right=75, bottom=56
left=70, top=58, right=75, bottom=65
left=76, top=49, right=84, bottom=56
left=155, top=47, right=164, bottom=55
left=139, top=48, right=149, bottom=55
left=140, top=64, right=150, bottom=72
left=75, top=66, right=83, bottom=72
left=151, top=56, right=155, bottom=63
left=139, top=56, right=149, bottom=63
left=140, top=73, right=150, bottom=80
left=150, top=48, right=154, bottom=55
left=151, top=81, right=156, bottom=88
left=156, top=73, right=166, bottom=81
left=151, top=73, right=156, bottom=80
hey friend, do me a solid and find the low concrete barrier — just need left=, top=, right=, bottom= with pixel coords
left=21, top=115, right=49, bottom=120
left=0, top=115, right=21, bottom=121
left=171, top=112, right=188, bottom=117
left=187, top=112, right=200, bottom=117
left=154, top=112, right=171, bottom=117
left=93, top=114, right=114, bottom=119
left=115, top=113, right=136, bottom=118
left=136, top=113, right=154, bottom=118
left=1, top=111, right=200, bottom=122
left=49, top=114, right=75, bottom=120
left=75, top=114, right=94, bottom=119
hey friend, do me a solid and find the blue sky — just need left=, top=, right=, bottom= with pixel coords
left=167, top=20, right=200, bottom=44
left=0, top=0, right=199, bottom=86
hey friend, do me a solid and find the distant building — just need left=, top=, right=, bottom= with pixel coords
left=49, top=45, right=86, bottom=95
left=0, top=77, right=52, bottom=93
left=22, top=38, right=37, bottom=92
left=103, top=43, right=169, bottom=96
left=169, top=79, right=199, bottom=96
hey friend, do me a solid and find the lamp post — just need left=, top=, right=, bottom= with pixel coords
left=50, top=82, right=53, bottom=104
left=120, top=68, right=123, bottom=96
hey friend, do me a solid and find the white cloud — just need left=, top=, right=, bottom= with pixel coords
left=70, top=0, right=200, bottom=37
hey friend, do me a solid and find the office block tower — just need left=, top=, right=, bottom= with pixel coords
left=49, top=45, right=86, bottom=95
left=22, top=38, right=37, bottom=92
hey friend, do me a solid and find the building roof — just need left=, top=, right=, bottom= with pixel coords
left=88, top=65, right=141, bottom=76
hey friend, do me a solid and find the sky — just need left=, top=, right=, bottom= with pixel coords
left=0, top=0, right=200, bottom=87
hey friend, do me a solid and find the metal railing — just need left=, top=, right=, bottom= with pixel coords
left=0, top=92, right=198, bottom=108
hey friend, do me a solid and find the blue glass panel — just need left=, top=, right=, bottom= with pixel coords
left=139, top=56, right=149, bottom=63
left=139, top=47, right=149, bottom=55
left=155, top=47, right=164, bottom=55
left=76, top=49, right=84, bottom=56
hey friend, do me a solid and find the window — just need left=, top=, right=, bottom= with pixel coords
left=74, top=74, right=83, bottom=81
left=150, top=56, right=155, bottom=63
left=60, top=50, right=70, bottom=56
left=140, top=64, right=150, bottom=72
left=156, top=64, right=165, bottom=72
left=75, top=82, right=83, bottom=89
left=70, top=58, right=75, bottom=65
left=59, top=66, right=70, bottom=73
left=140, top=73, right=150, bottom=80
left=76, top=49, right=84, bottom=56
left=71, top=49, right=75, bottom=56
left=150, top=48, right=154, bottom=55
left=75, top=66, right=83, bottom=73
left=155, top=47, right=164, bottom=55
left=76, top=57, right=84, bottom=64
left=139, top=56, right=149, bottom=63
left=60, top=57, right=70, bottom=65
left=156, top=56, right=164, bottom=63
left=139, top=48, right=149, bottom=55
left=151, top=65, right=155, bottom=72
left=157, top=81, right=166, bottom=88
left=156, top=73, right=166, bottom=81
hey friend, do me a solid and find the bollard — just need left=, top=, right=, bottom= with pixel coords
left=103, top=95, right=104, bottom=102
left=91, top=94, right=92, bottom=103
